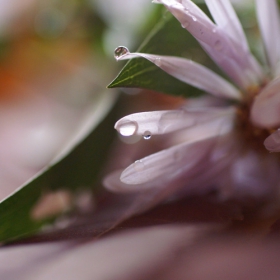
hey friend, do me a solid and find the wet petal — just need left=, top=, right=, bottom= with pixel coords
left=264, top=130, right=280, bottom=152
left=120, top=130, right=231, bottom=185
left=251, top=77, right=280, bottom=128
left=256, top=0, right=280, bottom=74
left=154, top=0, right=264, bottom=88
left=115, top=107, right=236, bottom=137
left=115, top=50, right=241, bottom=100
left=205, top=0, right=248, bottom=50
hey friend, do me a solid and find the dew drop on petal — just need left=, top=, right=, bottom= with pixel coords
left=154, top=57, right=161, bottom=67
left=214, top=40, right=223, bottom=51
left=143, top=131, right=152, bottom=140
left=118, top=121, right=138, bottom=136
left=133, top=160, right=145, bottom=171
left=114, top=46, right=129, bottom=59
left=181, top=20, right=190, bottom=28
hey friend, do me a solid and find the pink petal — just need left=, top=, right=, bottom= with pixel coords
left=264, top=130, right=280, bottom=152
left=120, top=135, right=227, bottom=185
left=115, top=49, right=241, bottom=100
left=256, top=0, right=280, bottom=74
left=115, top=107, right=235, bottom=137
left=154, top=0, right=264, bottom=89
left=250, top=77, right=280, bottom=128
left=205, top=0, right=248, bottom=50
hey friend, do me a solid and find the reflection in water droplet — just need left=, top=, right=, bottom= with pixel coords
left=214, top=40, right=223, bottom=51
left=133, top=160, right=145, bottom=171
left=114, top=46, right=129, bottom=59
left=118, top=121, right=138, bottom=136
left=143, top=131, right=152, bottom=140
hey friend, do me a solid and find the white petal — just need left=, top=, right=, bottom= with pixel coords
left=251, top=77, right=280, bottom=128
left=116, top=50, right=241, bottom=100
left=115, top=107, right=235, bottom=137
left=264, top=130, right=280, bottom=152
left=204, top=0, right=248, bottom=50
left=256, top=0, right=280, bottom=74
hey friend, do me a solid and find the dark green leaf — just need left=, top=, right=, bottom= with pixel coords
left=108, top=4, right=222, bottom=98
left=0, top=103, right=117, bottom=243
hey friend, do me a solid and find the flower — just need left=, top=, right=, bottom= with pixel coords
left=105, top=0, right=280, bottom=209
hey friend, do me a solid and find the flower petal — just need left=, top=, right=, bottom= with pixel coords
left=120, top=124, right=233, bottom=185
left=251, top=77, right=280, bottom=128
left=155, top=0, right=264, bottom=89
left=115, top=50, right=241, bottom=100
left=204, top=0, right=248, bottom=50
left=115, top=107, right=235, bottom=137
left=264, top=130, right=280, bottom=152
left=256, top=0, right=280, bottom=74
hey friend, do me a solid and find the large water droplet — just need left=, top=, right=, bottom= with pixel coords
left=214, top=40, right=223, bottom=51
left=143, top=131, right=152, bottom=140
left=118, top=121, right=138, bottom=136
left=133, top=160, right=145, bottom=171
left=114, top=46, right=129, bottom=59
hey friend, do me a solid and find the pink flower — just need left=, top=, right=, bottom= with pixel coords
left=105, top=0, right=280, bottom=207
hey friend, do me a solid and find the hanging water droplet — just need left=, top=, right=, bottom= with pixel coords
left=114, top=46, right=129, bottom=59
left=143, top=131, right=152, bottom=140
left=133, top=160, right=145, bottom=171
left=214, top=40, right=223, bottom=51
left=118, top=121, right=138, bottom=136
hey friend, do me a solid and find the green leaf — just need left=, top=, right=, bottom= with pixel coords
left=108, top=5, right=222, bottom=98
left=0, top=102, right=117, bottom=243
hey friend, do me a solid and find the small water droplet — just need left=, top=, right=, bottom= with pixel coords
left=133, top=160, right=145, bottom=171
left=154, top=57, right=161, bottom=67
left=192, top=16, right=197, bottom=22
left=118, top=121, right=138, bottom=136
left=143, top=131, right=152, bottom=140
left=114, top=46, right=129, bottom=59
left=214, top=40, right=223, bottom=51
left=181, top=20, right=190, bottom=28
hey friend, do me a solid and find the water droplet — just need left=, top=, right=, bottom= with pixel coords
left=181, top=21, right=190, bottom=28
left=114, top=46, right=129, bottom=59
left=214, top=40, right=223, bottom=51
left=118, top=121, right=138, bottom=136
left=154, top=57, right=161, bottom=67
left=133, top=160, right=145, bottom=171
left=143, top=131, right=152, bottom=140
left=192, top=16, right=197, bottom=22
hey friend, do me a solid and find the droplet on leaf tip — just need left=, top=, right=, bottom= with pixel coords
left=114, top=46, right=129, bottom=59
